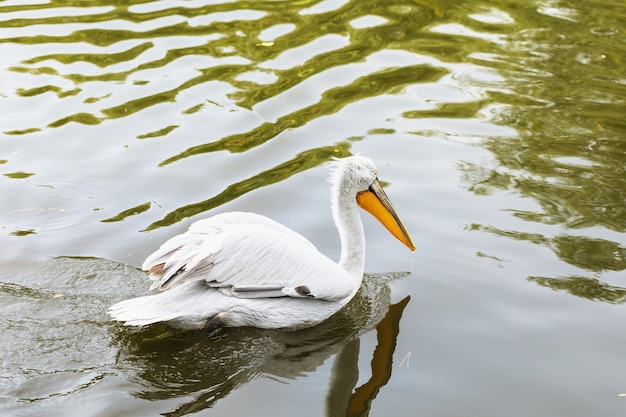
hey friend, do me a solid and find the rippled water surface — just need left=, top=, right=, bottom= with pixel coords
left=2, top=1, right=625, bottom=416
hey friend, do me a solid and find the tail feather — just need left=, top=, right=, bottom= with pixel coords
left=109, top=281, right=220, bottom=329
left=108, top=295, right=175, bottom=327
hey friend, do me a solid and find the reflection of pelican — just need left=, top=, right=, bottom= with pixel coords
left=110, top=273, right=411, bottom=417
left=109, top=156, right=415, bottom=329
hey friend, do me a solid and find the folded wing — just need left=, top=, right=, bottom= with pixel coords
left=142, top=212, right=354, bottom=302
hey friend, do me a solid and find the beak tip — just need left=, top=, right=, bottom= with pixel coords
left=402, top=237, right=416, bottom=251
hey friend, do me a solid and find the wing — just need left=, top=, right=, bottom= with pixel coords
left=142, top=212, right=354, bottom=301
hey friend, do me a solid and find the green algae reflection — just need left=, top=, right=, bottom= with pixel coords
left=5, top=0, right=448, bottom=130
left=159, top=64, right=447, bottom=166
left=101, top=202, right=153, bottom=223
left=4, top=172, right=35, bottom=179
left=144, top=142, right=353, bottom=231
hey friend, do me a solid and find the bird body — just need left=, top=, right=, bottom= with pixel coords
left=109, top=156, right=415, bottom=330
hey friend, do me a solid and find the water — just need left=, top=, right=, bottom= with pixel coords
left=1, top=1, right=625, bottom=416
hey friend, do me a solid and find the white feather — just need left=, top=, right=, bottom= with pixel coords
left=109, top=156, right=412, bottom=330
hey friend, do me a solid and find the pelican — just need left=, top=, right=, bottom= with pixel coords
left=109, top=156, right=415, bottom=330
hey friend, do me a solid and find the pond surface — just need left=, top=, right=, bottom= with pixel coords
left=1, top=0, right=625, bottom=416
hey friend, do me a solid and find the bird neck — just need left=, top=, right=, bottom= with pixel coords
left=331, top=187, right=366, bottom=282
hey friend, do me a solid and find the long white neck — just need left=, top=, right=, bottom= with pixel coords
left=331, top=181, right=366, bottom=281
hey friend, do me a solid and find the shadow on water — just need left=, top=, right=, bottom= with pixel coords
left=111, top=273, right=411, bottom=416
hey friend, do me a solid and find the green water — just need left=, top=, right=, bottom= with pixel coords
left=1, top=1, right=625, bottom=416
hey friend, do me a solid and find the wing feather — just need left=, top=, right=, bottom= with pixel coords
left=141, top=212, right=354, bottom=301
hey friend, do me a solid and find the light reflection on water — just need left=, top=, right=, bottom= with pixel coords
left=1, top=0, right=626, bottom=416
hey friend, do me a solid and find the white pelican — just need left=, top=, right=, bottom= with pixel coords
left=109, top=156, right=415, bottom=330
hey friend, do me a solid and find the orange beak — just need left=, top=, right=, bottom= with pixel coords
left=356, top=178, right=416, bottom=251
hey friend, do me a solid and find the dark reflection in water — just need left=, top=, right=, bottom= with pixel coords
left=111, top=273, right=410, bottom=416
left=1, top=256, right=411, bottom=415
left=456, top=1, right=626, bottom=299
left=4, top=0, right=448, bottom=130
left=159, top=64, right=448, bottom=165
left=472, top=223, right=626, bottom=303
left=471, top=224, right=626, bottom=273
left=460, top=2, right=626, bottom=231
left=336, top=297, right=409, bottom=417
left=529, top=275, right=626, bottom=304
left=2, top=0, right=450, bottom=230
left=144, top=141, right=354, bottom=230
left=3, top=0, right=626, bottom=416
